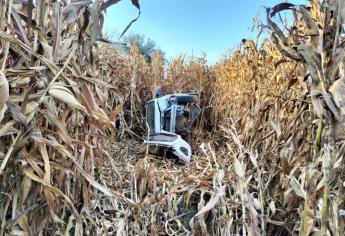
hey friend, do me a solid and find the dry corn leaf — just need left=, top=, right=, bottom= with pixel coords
left=0, top=71, right=9, bottom=109
left=194, top=186, right=225, bottom=218
left=20, top=175, right=32, bottom=206
left=290, top=177, right=306, bottom=199
left=0, top=132, right=21, bottom=175
left=18, top=215, right=33, bottom=236
left=0, top=120, right=16, bottom=137
left=24, top=101, right=39, bottom=115
left=23, top=168, right=81, bottom=222
left=49, top=84, right=86, bottom=111
left=234, top=158, right=245, bottom=178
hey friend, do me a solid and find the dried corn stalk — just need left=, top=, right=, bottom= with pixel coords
left=96, top=22, right=316, bottom=235
left=267, top=1, right=345, bottom=234
left=0, top=0, right=140, bottom=235
left=0, top=0, right=335, bottom=234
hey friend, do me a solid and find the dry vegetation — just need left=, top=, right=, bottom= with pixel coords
left=1, top=0, right=345, bottom=235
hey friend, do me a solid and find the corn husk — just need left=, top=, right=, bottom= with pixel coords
left=48, top=84, right=86, bottom=111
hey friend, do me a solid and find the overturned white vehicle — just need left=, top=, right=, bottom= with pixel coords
left=144, top=89, right=200, bottom=163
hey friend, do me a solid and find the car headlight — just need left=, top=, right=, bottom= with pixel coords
left=180, top=147, right=188, bottom=156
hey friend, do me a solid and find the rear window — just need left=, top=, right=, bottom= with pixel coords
left=146, top=101, right=155, bottom=133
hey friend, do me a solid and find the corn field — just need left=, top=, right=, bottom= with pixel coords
left=1, top=0, right=345, bottom=235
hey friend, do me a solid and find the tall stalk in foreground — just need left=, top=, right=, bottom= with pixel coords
left=267, top=1, right=345, bottom=234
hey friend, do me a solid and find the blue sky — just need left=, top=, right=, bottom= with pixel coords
left=103, top=0, right=307, bottom=64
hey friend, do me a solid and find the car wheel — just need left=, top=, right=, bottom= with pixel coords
left=176, top=94, right=198, bottom=104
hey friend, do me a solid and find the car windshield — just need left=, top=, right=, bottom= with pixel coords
left=146, top=101, right=155, bottom=133
left=158, top=98, right=172, bottom=132
left=158, top=98, right=169, bottom=111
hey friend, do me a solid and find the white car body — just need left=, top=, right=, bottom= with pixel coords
left=144, top=93, right=200, bottom=163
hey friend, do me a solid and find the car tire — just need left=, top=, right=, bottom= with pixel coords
left=176, top=94, right=198, bottom=104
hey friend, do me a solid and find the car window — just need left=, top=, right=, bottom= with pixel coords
left=146, top=101, right=155, bottom=133
left=158, top=98, right=169, bottom=111
left=158, top=98, right=172, bottom=131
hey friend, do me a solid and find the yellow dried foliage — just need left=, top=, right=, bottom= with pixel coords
left=1, top=1, right=345, bottom=235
